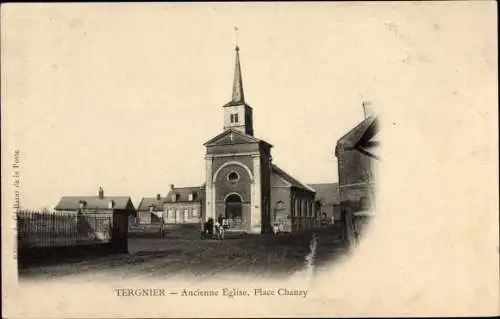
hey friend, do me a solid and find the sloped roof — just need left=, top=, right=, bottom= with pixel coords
left=55, top=196, right=135, bottom=211
left=271, top=164, right=316, bottom=193
left=165, top=185, right=205, bottom=203
left=308, top=183, right=340, bottom=205
left=204, top=128, right=273, bottom=148
left=335, top=116, right=379, bottom=158
left=137, top=197, right=164, bottom=211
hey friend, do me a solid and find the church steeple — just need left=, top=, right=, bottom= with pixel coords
left=223, top=43, right=254, bottom=136
left=231, top=46, right=245, bottom=104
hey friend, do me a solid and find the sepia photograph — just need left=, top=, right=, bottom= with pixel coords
left=2, top=2, right=498, bottom=318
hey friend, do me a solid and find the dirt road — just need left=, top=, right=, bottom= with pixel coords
left=19, top=225, right=347, bottom=280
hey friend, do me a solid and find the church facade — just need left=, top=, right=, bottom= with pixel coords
left=204, top=46, right=317, bottom=234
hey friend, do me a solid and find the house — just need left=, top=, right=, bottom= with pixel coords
left=163, top=184, right=205, bottom=224
left=54, top=187, right=136, bottom=250
left=136, top=194, right=164, bottom=224
left=55, top=187, right=136, bottom=216
left=335, top=115, right=379, bottom=216
left=308, top=183, right=341, bottom=223
left=203, top=45, right=317, bottom=234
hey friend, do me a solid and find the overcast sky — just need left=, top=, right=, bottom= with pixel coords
left=3, top=3, right=495, bottom=209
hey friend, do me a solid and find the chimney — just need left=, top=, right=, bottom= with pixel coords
left=362, top=101, right=374, bottom=119
left=157, top=194, right=161, bottom=201
left=98, top=186, right=104, bottom=199
left=170, top=184, right=174, bottom=190
left=79, top=200, right=87, bottom=209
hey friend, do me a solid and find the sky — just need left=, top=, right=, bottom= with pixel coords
left=2, top=3, right=496, bottom=210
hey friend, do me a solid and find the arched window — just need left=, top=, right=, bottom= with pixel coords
left=274, top=201, right=286, bottom=221
left=275, top=201, right=285, bottom=210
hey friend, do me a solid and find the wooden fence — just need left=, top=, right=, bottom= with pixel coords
left=17, top=210, right=112, bottom=248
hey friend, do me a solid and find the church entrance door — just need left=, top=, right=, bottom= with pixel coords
left=225, top=194, right=243, bottom=231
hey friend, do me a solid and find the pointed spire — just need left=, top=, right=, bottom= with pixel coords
left=231, top=45, right=245, bottom=104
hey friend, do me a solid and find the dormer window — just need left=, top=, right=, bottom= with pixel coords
left=188, top=193, right=193, bottom=201
left=172, top=193, right=180, bottom=202
left=108, top=200, right=115, bottom=209
left=192, top=192, right=198, bottom=200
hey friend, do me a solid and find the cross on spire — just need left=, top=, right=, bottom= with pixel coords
left=234, top=26, right=239, bottom=49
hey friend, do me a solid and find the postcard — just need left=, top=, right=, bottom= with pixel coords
left=2, top=2, right=498, bottom=318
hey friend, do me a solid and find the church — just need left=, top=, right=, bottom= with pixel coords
left=203, top=46, right=318, bottom=234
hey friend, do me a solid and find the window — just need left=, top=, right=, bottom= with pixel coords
left=188, top=193, right=193, bottom=201
left=227, top=171, right=240, bottom=184
left=358, top=196, right=370, bottom=211
left=192, top=209, right=198, bottom=217
left=192, top=192, right=198, bottom=200
left=230, top=113, right=239, bottom=124
left=275, top=201, right=285, bottom=210
left=176, top=194, right=180, bottom=201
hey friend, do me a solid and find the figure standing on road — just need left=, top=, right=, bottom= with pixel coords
left=206, top=218, right=214, bottom=239
left=272, top=223, right=279, bottom=235
left=200, top=218, right=205, bottom=239
left=160, top=215, right=165, bottom=239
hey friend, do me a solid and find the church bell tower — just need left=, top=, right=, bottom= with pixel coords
left=222, top=46, right=254, bottom=136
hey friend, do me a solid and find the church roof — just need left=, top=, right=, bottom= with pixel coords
left=272, top=164, right=316, bottom=193
left=308, top=183, right=340, bottom=205
left=203, top=128, right=273, bottom=148
left=55, top=196, right=135, bottom=211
